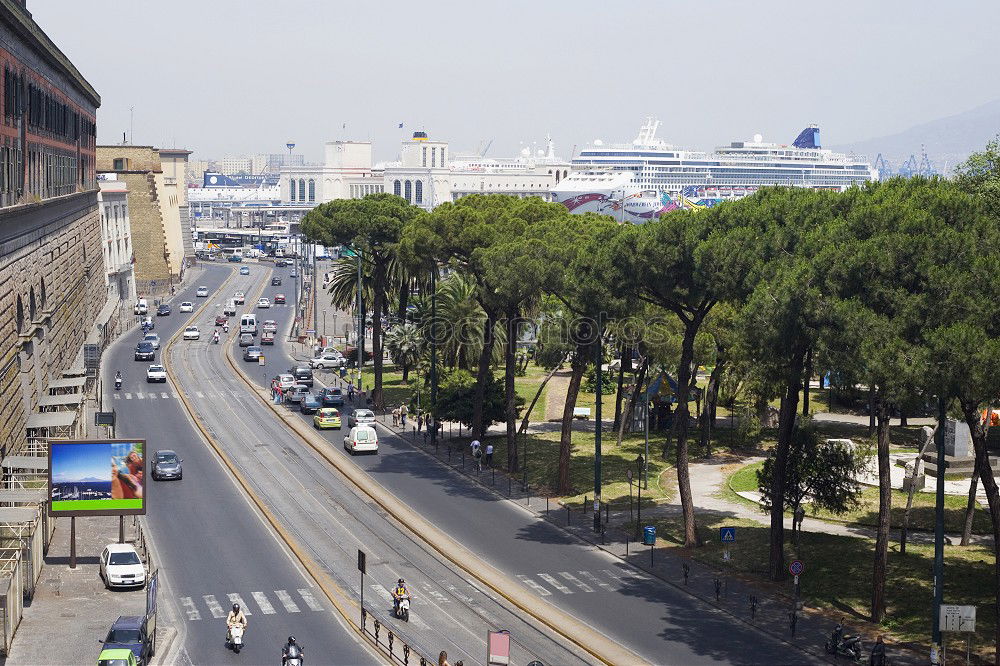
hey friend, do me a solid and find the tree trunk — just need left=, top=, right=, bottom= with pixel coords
left=870, top=395, right=891, bottom=623
left=558, top=347, right=587, bottom=494
left=700, top=356, right=725, bottom=458
left=372, top=261, right=386, bottom=410
left=518, top=355, right=567, bottom=437
left=961, top=454, right=981, bottom=546
left=671, top=318, right=702, bottom=548
left=867, top=385, right=876, bottom=437
left=768, top=348, right=805, bottom=581
left=802, top=348, right=812, bottom=417
left=471, top=306, right=498, bottom=439
left=613, top=345, right=627, bottom=431
left=900, top=424, right=936, bottom=555
left=397, top=277, right=409, bottom=324
left=616, top=356, right=649, bottom=448
left=504, top=308, right=519, bottom=473
left=401, top=364, right=409, bottom=383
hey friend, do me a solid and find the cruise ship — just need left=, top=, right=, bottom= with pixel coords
left=552, top=118, right=877, bottom=222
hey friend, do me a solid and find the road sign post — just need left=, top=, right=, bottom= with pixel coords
left=358, top=549, right=366, bottom=626
left=789, top=560, right=804, bottom=610
left=487, top=630, right=511, bottom=665
left=720, top=526, right=736, bottom=561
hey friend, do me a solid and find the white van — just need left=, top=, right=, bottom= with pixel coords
left=223, top=299, right=237, bottom=317
left=344, top=426, right=378, bottom=455
left=134, top=298, right=148, bottom=315
left=240, top=313, right=258, bottom=336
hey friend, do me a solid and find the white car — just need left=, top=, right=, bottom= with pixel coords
left=179, top=301, right=194, bottom=313
left=183, top=326, right=200, bottom=340
left=275, top=373, right=296, bottom=391
left=344, top=426, right=378, bottom=455
left=262, top=320, right=278, bottom=333
left=257, top=297, right=271, bottom=309
left=145, top=364, right=167, bottom=383
left=309, top=352, right=346, bottom=369
left=234, top=291, right=245, bottom=305
left=196, top=286, right=209, bottom=297
left=100, top=543, right=146, bottom=589
left=142, top=333, right=160, bottom=350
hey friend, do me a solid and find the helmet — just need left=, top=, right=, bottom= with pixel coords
left=288, top=635, right=297, bottom=645
left=397, top=579, right=405, bottom=585
left=232, top=603, right=240, bottom=612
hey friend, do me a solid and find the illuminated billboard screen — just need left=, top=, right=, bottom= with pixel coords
left=48, top=440, right=146, bottom=516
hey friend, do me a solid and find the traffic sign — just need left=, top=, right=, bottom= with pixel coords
left=940, top=604, right=976, bottom=632
left=789, top=560, right=804, bottom=576
left=720, top=527, right=736, bottom=543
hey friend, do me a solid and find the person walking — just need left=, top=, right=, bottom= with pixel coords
left=438, top=651, right=450, bottom=666
left=347, top=381, right=355, bottom=402
left=400, top=403, right=408, bottom=427
left=485, top=443, right=494, bottom=468
left=417, top=412, right=423, bottom=433
left=392, top=407, right=400, bottom=427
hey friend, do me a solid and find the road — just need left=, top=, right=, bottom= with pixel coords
left=230, top=260, right=817, bottom=665
left=104, top=263, right=375, bottom=665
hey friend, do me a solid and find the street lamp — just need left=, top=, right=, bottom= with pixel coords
left=594, top=316, right=603, bottom=533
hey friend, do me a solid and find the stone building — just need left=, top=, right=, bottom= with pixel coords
left=0, top=0, right=103, bottom=455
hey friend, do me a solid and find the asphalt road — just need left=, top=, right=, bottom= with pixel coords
left=103, top=263, right=374, bottom=666
left=244, top=260, right=817, bottom=666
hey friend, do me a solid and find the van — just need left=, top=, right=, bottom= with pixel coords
left=134, top=299, right=148, bottom=315
left=223, top=300, right=237, bottom=317
left=240, top=313, right=258, bottom=336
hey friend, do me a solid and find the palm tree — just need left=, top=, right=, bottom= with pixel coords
left=384, top=323, right=423, bottom=382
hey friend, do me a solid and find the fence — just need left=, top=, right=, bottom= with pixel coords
left=360, top=607, right=432, bottom=666
left=0, top=549, right=23, bottom=656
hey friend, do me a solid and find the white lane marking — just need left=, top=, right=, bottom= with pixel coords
left=419, top=581, right=447, bottom=605
left=161, top=392, right=169, bottom=399
left=297, top=588, right=323, bottom=611
left=538, top=573, right=573, bottom=594
left=135, top=392, right=144, bottom=399
left=196, top=391, right=205, bottom=398
left=371, top=584, right=394, bottom=603
left=601, top=568, right=626, bottom=583
left=558, top=571, right=594, bottom=592
left=252, top=591, right=276, bottom=614
left=148, top=393, right=157, bottom=400
left=114, top=393, right=121, bottom=400
left=578, top=570, right=614, bottom=592
left=203, top=594, right=224, bottom=618
left=275, top=589, right=300, bottom=613
left=124, top=393, right=132, bottom=400
left=517, top=574, right=551, bottom=596
left=443, top=582, right=474, bottom=604
left=227, top=593, right=252, bottom=615
left=180, top=596, right=201, bottom=621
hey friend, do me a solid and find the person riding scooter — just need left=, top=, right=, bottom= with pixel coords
left=212, top=330, right=220, bottom=344
left=392, top=578, right=410, bottom=616
left=223, top=321, right=229, bottom=334
left=282, top=635, right=304, bottom=664
left=114, top=370, right=122, bottom=390
left=226, top=603, right=247, bottom=644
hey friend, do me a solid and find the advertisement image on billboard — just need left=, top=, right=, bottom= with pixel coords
left=48, top=439, right=146, bottom=516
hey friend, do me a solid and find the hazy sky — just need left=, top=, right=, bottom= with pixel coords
left=30, top=0, right=1000, bottom=164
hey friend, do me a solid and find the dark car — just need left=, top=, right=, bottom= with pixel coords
left=275, top=259, right=286, bottom=268
left=274, top=293, right=286, bottom=304
left=290, top=365, right=313, bottom=387
left=243, top=345, right=262, bottom=362
left=228, top=254, right=243, bottom=262
left=156, top=304, right=171, bottom=316
left=300, top=392, right=322, bottom=414
left=152, top=449, right=182, bottom=481
left=134, top=342, right=154, bottom=361
left=271, top=276, right=282, bottom=286
left=102, top=616, right=153, bottom=666
left=318, top=387, right=344, bottom=407
left=215, top=315, right=228, bottom=327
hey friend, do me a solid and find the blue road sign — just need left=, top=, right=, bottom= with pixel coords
left=720, top=527, right=736, bottom=543
left=789, top=560, right=804, bottom=576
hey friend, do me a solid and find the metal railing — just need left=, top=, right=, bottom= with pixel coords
left=0, top=549, right=23, bottom=656
left=360, top=607, right=432, bottom=666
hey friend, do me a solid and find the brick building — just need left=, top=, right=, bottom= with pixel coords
left=0, top=0, right=103, bottom=455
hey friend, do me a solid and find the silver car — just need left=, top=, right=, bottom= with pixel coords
left=143, top=333, right=161, bottom=350
left=348, top=408, right=376, bottom=428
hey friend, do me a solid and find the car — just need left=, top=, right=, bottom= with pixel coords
left=142, top=333, right=160, bottom=350
left=215, top=315, right=228, bottom=327
left=99, top=545, right=146, bottom=590
left=145, top=364, right=166, bottom=383
left=262, top=320, right=278, bottom=332
left=271, top=276, right=282, bottom=286
left=196, top=286, right=209, bottom=297
left=152, top=449, right=182, bottom=481
left=239, top=266, right=250, bottom=275
left=318, top=387, right=344, bottom=407
left=313, top=407, right=342, bottom=429
left=98, top=647, right=139, bottom=666
left=257, top=297, right=270, bottom=309
left=228, top=254, right=243, bottom=262
left=261, top=331, right=275, bottom=345
left=274, top=374, right=296, bottom=391
left=348, top=408, right=376, bottom=428
left=243, top=345, right=262, bottom=362
left=233, top=292, right=245, bottom=305
left=101, top=615, right=153, bottom=666
left=182, top=326, right=200, bottom=340
left=284, top=384, right=310, bottom=404
left=344, top=425, right=378, bottom=455
left=274, top=293, right=286, bottom=304
left=300, top=392, right=322, bottom=414
left=179, top=301, right=193, bottom=313
left=289, top=365, right=314, bottom=387
left=133, top=298, right=149, bottom=315
left=156, top=304, right=171, bottom=316
left=309, top=352, right=345, bottom=369
left=238, top=333, right=253, bottom=347
left=134, top=342, right=154, bottom=362
left=139, top=316, right=154, bottom=331
left=289, top=270, right=298, bottom=278
left=275, top=259, right=287, bottom=268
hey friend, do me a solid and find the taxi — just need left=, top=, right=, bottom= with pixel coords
left=313, top=407, right=342, bottom=430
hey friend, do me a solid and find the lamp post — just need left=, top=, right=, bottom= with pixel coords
left=594, top=316, right=603, bottom=533
left=931, top=395, right=946, bottom=664
left=429, top=265, right=438, bottom=449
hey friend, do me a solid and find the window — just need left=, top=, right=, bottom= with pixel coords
left=113, top=158, right=127, bottom=171
left=393, top=180, right=401, bottom=196
left=298, top=179, right=306, bottom=201
left=289, top=179, right=296, bottom=201
left=415, top=180, right=423, bottom=204
left=308, top=179, right=315, bottom=201
left=431, top=147, right=436, bottom=168
left=404, top=180, right=411, bottom=202
left=422, top=147, right=426, bottom=167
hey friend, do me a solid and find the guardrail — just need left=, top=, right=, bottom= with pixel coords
left=360, top=607, right=432, bottom=666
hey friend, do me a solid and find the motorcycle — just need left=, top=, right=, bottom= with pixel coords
left=825, top=623, right=862, bottom=662
left=284, top=644, right=304, bottom=666
left=114, top=378, right=122, bottom=390
left=212, top=333, right=220, bottom=345
left=227, top=623, right=245, bottom=653
left=393, top=594, right=410, bottom=622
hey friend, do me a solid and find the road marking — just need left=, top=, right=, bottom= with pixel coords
left=537, top=573, right=573, bottom=594
left=124, top=393, right=132, bottom=400
left=148, top=393, right=157, bottom=400
left=135, top=392, right=144, bottom=399
left=161, top=392, right=169, bottom=399
left=179, top=596, right=201, bottom=621
left=203, top=594, right=224, bottom=618
left=227, top=593, right=252, bottom=615
left=297, top=588, right=324, bottom=611
left=516, top=575, right=551, bottom=596
left=196, top=391, right=205, bottom=398
left=578, top=570, right=614, bottom=592
left=275, top=589, right=300, bottom=613
left=419, top=581, right=447, bottom=605
left=114, top=393, right=121, bottom=400
left=443, top=582, right=473, bottom=604
left=252, top=591, right=276, bottom=614
left=371, top=584, right=394, bottom=603
left=601, top=569, right=626, bottom=583
left=558, top=571, right=593, bottom=592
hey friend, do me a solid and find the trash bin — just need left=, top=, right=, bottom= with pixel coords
left=643, top=526, right=656, bottom=546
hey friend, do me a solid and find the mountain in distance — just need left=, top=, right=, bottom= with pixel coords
left=53, top=475, right=106, bottom=483
left=831, top=98, right=1000, bottom=175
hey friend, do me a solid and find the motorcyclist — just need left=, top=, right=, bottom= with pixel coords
left=392, top=578, right=410, bottom=615
left=282, top=635, right=304, bottom=664
left=212, top=330, right=220, bottom=344
left=223, top=321, right=230, bottom=333
left=114, top=370, right=122, bottom=389
left=226, top=603, right=247, bottom=642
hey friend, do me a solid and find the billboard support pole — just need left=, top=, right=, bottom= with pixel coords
left=69, top=517, right=76, bottom=569
left=119, top=516, right=124, bottom=544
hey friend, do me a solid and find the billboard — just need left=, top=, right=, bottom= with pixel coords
left=48, top=439, right=147, bottom=516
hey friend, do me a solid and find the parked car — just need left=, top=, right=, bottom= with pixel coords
left=271, top=276, right=282, bottom=286
left=243, top=345, right=262, bottom=362
left=313, top=407, right=342, bottom=429
left=262, top=320, right=278, bottom=332
left=134, top=342, right=154, bottom=362
left=275, top=259, right=287, bottom=268
left=284, top=384, right=310, bottom=404
left=309, top=352, right=345, bottom=369
left=196, top=286, right=209, bottom=297
left=101, top=616, right=153, bottom=665
left=156, top=304, right=171, bottom=316
left=257, top=297, right=270, bottom=309
left=145, top=365, right=166, bottom=383
left=344, top=425, right=378, bottom=455
left=274, top=374, right=296, bottom=391
left=238, top=333, right=253, bottom=347
left=261, top=331, right=275, bottom=345
left=179, top=302, right=193, bottom=313
left=98, top=647, right=139, bottom=666
left=182, top=326, right=200, bottom=340
left=274, top=293, right=286, bottom=304
left=318, top=387, right=344, bottom=407
left=289, top=366, right=314, bottom=387
left=300, top=392, right=322, bottom=414
left=289, top=270, right=298, bottom=278
left=228, top=254, right=243, bottom=262
left=233, top=291, right=245, bottom=305
left=143, top=333, right=160, bottom=350
left=348, top=408, right=376, bottom=428
left=240, top=266, right=250, bottom=275
left=152, top=449, right=182, bottom=481
left=215, top=315, right=228, bottom=327
left=99, top=545, right=146, bottom=589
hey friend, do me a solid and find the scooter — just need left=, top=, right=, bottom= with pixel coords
left=825, top=623, right=862, bottom=662
left=227, top=623, right=244, bottom=653
left=393, top=595, right=410, bottom=622
left=114, top=378, right=122, bottom=390
left=212, top=333, right=220, bottom=345
left=284, top=644, right=304, bottom=666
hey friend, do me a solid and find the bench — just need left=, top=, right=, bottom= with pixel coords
left=573, top=407, right=591, bottom=420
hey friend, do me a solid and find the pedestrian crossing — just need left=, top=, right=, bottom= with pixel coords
left=178, top=588, right=325, bottom=622
left=115, top=389, right=246, bottom=400
left=517, top=568, right=648, bottom=597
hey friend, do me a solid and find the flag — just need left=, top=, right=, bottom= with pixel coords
left=398, top=122, right=403, bottom=128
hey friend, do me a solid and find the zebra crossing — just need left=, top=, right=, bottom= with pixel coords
left=517, top=568, right=647, bottom=597
left=178, top=588, right=325, bottom=621
left=115, top=388, right=245, bottom=400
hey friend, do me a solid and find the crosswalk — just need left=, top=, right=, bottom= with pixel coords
left=115, top=389, right=246, bottom=400
left=517, top=568, right=648, bottom=597
left=179, top=588, right=324, bottom=621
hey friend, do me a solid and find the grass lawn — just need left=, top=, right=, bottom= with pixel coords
left=648, top=512, right=996, bottom=656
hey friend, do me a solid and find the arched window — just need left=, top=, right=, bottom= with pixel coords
left=29, top=287, right=36, bottom=321
left=393, top=180, right=401, bottom=196
left=404, top=180, right=412, bottom=202
left=298, top=179, right=306, bottom=201
left=15, top=296, right=23, bottom=332
left=308, top=179, right=316, bottom=201
left=415, top=180, right=423, bottom=204
left=289, top=179, right=296, bottom=201
left=40, top=278, right=46, bottom=308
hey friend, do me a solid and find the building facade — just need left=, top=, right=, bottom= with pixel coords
left=97, top=175, right=135, bottom=324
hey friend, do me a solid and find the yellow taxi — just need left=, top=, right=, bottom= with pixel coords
left=313, top=407, right=342, bottom=430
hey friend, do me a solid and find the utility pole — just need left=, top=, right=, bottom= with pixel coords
left=931, top=395, right=946, bottom=664
left=594, top=316, right=603, bottom=533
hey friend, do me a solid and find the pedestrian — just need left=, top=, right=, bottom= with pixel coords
left=392, top=407, right=400, bottom=427
left=347, top=381, right=355, bottom=402
left=485, top=443, right=494, bottom=468
left=438, top=651, right=450, bottom=666
left=400, top=403, right=408, bottom=427
left=417, top=412, right=423, bottom=433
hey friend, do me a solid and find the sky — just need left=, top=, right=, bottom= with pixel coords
left=30, top=0, right=1000, bottom=164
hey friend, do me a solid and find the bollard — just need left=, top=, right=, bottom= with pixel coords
left=567, top=505, right=571, bottom=525
left=448, top=445, right=451, bottom=462
left=584, top=496, right=588, bottom=514
left=605, top=501, right=610, bottom=526
left=601, top=525, right=606, bottom=545
left=421, top=659, right=427, bottom=666
left=749, top=595, right=758, bottom=621
left=526, top=484, right=530, bottom=507
left=714, top=578, right=721, bottom=602
left=788, top=610, right=797, bottom=636
left=374, top=619, right=381, bottom=643
left=404, top=644, right=410, bottom=664
left=508, top=476, right=511, bottom=496
left=682, top=562, right=690, bottom=585
left=546, top=496, right=550, bottom=516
